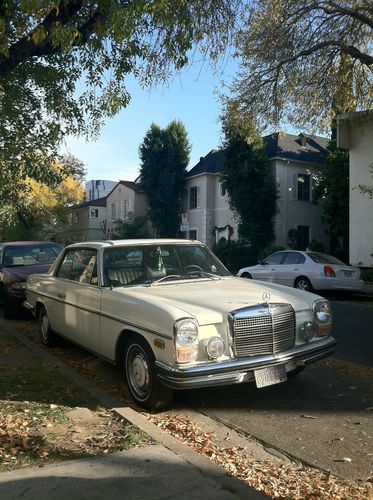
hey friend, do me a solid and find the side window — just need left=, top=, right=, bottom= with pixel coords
left=264, top=253, right=285, bottom=265
left=189, top=186, right=201, bottom=209
left=56, top=249, right=98, bottom=285
left=282, top=252, right=305, bottom=265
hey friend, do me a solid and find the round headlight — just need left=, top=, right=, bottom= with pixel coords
left=206, top=337, right=225, bottom=359
left=174, top=318, right=198, bottom=346
left=300, top=321, right=315, bottom=341
left=313, top=299, right=332, bottom=323
left=313, top=299, right=332, bottom=336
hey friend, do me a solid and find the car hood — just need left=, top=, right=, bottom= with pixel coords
left=1, top=264, right=51, bottom=281
left=124, top=276, right=318, bottom=325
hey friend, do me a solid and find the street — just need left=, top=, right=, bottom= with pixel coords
left=2, top=298, right=373, bottom=482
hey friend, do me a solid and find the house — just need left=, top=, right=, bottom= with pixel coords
left=85, top=179, right=117, bottom=201
left=106, top=180, right=150, bottom=237
left=185, top=133, right=330, bottom=250
left=337, top=110, right=373, bottom=267
left=65, top=196, right=107, bottom=243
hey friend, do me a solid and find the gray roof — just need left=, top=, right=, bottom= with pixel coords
left=187, top=133, right=329, bottom=177
left=74, top=196, right=107, bottom=209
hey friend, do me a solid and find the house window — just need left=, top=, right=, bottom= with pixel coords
left=189, top=229, right=197, bottom=240
left=297, top=174, right=310, bottom=201
left=111, top=202, right=117, bottom=221
left=189, top=186, right=201, bottom=209
left=297, top=225, right=310, bottom=250
left=219, top=182, right=227, bottom=198
left=90, top=208, right=99, bottom=218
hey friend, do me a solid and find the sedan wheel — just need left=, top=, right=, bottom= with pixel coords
left=125, top=337, right=174, bottom=411
left=39, top=307, right=58, bottom=346
left=241, top=272, right=252, bottom=279
left=294, top=277, right=314, bottom=292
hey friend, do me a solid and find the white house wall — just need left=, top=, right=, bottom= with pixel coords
left=274, top=159, right=329, bottom=249
left=348, top=121, right=373, bottom=267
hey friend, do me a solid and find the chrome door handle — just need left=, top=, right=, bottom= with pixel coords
left=57, top=292, right=66, bottom=299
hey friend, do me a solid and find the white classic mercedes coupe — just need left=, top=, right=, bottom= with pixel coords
left=24, top=239, right=337, bottom=410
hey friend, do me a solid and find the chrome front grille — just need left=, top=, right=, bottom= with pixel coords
left=229, top=303, right=295, bottom=357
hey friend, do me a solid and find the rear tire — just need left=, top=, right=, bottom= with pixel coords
left=124, top=336, right=174, bottom=411
left=39, top=307, right=58, bottom=347
left=294, top=277, right=314, bottom=292
left=2, top=290, right=16, bottom=319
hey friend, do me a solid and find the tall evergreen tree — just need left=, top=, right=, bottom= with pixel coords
left=220, top=107, right=277, bottom=254
left=314, top=140, right=349, bottom=252
left=139, top=121, right=191, bottom=238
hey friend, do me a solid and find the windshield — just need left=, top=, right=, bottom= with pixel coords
left=2, top=244, right=62, bottom=267
left=308, top=252, right=346, bottom=265
left=103, top=243, right=231, bottom=287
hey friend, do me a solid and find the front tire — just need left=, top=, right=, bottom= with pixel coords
left=124, top=336, right=174, bottom=411
left=294, top=276, right=314, bottom=292
left=39, top=307, right=58, bottom=346
left=2, top=290, right=16, bottom=319
left=241, top=272, right=252, bottom=279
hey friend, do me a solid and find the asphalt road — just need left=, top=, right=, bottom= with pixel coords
left=330, top=301, right=373, bottom=367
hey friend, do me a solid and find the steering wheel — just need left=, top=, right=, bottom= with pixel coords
left=183, top=264, right=203, bottom=273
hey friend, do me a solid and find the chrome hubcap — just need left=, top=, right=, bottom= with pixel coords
left=297, top=280, right=308, bottom=290
left=127, top=346, right=150, bottom=399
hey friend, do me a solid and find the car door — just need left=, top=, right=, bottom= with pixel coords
left=253, top=252, right=285, bottom=283
left=52, top=248, right=102, bottom=352
left=276, top=252, right=306, bottom=287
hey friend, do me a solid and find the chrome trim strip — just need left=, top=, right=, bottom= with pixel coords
left=28, top=290, right=172, bottom=340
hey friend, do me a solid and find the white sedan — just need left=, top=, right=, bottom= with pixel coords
left=25, top=240, right=336, bottom=410
left=237, top=250, right=364, bottom=292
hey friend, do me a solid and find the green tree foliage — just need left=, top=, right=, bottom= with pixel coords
left=228, top=0, right=373, bottom=132
left=314, top=140, right=349, bottom=251
left=139, top=121, right=191, bottom=238
left=0, top=1, right=241, bottom=210
left=220, top=106, right=278, bottom=253
left=113, top=214, right=149, bottom=239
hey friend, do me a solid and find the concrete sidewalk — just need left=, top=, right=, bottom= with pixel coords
left=0, top=319, right=266, bottom=500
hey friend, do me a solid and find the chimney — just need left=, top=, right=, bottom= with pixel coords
left=298, top=133, right=307, bottom=147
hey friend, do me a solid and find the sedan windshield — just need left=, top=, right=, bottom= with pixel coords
left=103, top=243, right=231, bottom=287
left=2, top=244, right=62, bottom=267
left=308, top=252, right=347, bottom=265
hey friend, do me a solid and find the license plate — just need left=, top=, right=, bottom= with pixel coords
left=254, top=365, right=287, bottom=388
left=344, top=271, right=353, bottom=277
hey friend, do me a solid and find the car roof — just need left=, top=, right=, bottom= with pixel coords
left=65, top=239, right=202, bottom=250
left=0, top=241, right=61, bottom=247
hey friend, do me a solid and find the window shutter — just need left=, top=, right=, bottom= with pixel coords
left=197, top=186, right=201, bottom=208
left=292, top=174, right=298, bottom=200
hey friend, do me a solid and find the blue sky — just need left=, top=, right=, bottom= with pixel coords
left=62, top=59, right=237, bottom=183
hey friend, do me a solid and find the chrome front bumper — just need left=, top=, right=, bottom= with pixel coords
left=155, top=336, right=337, bottom=390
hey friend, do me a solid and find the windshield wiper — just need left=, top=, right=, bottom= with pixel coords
left=183, top=270, right=222, bottom=280
left=151, top=274, right=184, bottom=285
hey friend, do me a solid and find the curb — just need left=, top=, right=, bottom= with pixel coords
left=0, top=319, right=266, bottom=500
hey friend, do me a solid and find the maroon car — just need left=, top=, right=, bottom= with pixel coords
left=0, top=241, right=63, bottom=318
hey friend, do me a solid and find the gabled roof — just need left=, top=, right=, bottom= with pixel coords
left=106, top=180, right=144, bottom=197
left=187, top=133, right=329, bottom=177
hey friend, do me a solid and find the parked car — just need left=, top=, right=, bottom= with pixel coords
left=0, top=241, right=63, bottom=318
left=237, top=250, right=364, bottom=293
left=25, top=240, right=336, bottom=410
